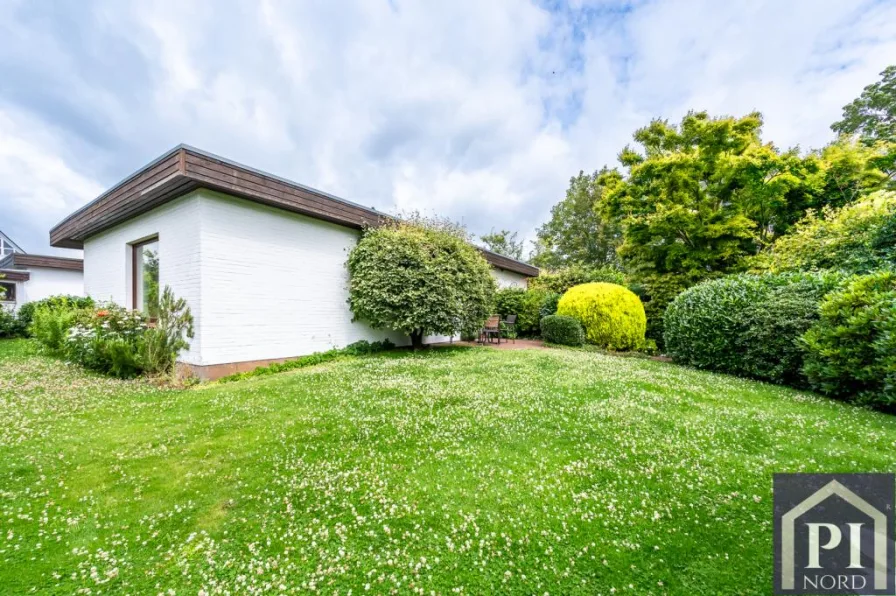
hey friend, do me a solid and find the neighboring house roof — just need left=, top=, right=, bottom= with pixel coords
left=0, top=253, right=84, bottom=272
left=0, top=230, right=25, bottom=255
left=0, top=269, right=30, bottom=282
left=50, top=145, right=540, bottom=277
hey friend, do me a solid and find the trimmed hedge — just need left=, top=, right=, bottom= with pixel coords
left=802, top=271, right=896, bottom=408
left=557, top=283, right=646, bottom=350
left=540, top=315, right=584, bottom=346
left=664, top=272, right=844, bottom=384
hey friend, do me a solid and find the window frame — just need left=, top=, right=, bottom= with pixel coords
left=0, top=281, right=15, bottom=302
left=131, top=236, right=159, bottom=316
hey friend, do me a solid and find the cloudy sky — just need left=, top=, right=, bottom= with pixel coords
left=1, top=0, right=894, bottom=258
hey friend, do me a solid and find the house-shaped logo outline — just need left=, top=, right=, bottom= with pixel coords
left=781, top=479, right=888, bottom=590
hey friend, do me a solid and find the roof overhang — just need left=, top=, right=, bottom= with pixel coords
left=51, top=145, right=539, bottom=278
left=0, top=269, right=30, bottom=282
left=0, top=253, right=83, bottom=272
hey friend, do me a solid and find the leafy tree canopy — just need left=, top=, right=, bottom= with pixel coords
left=347, top=219, right=496, bottom=348
left=752, top=190, right=896, bottom=274
left=479, top=229, right=524, bottom=260
left=531, top=169, right=621, bottom=270
left=832, top=65, right=896, bottom=143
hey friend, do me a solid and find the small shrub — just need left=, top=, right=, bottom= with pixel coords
left=557, top=283, right=646, bottom=350
left=664, top=275, right=771, bottom=374
left=529, top=265, right=625, bottom=295
left=802, top=271, right=896, bottom=408
left=31, top=305, right=83, bottom=353
left=139, top=287, right=194, bottom=375
left=343, top=338, right=395, bottom=356
left=63, top=304, right=148, bottom=378
left=17, top=295, right=94, bottom=332
left=0, top=308, right=26, bottom=338
left=540, top=315, right=584, bottom=346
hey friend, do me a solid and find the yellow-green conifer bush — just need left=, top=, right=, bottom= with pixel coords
left=557, top=282, right=646, bottom=349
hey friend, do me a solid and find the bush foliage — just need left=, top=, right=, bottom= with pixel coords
left=17, top=295, right=95, bottom=332
left=493, top=287, right=544, bottom=337
left=557, top=283, right=646, bottom=350
left=529, top=265, right=625, bottom=295
left=0, top=308, right=26, bottom=338
left=540, top=314, right=585, bottom=346
left=754, top=191, right=896, bottom=274
left=802, top=271, right=896, bottom=408
left=30, top=287, right=194, bottom=379
left=664, top=273, right=844, bottom=384
left=348, top=220, right=496, bottom=348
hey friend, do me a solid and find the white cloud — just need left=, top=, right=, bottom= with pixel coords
left=0, top=0, right=894, bottom=255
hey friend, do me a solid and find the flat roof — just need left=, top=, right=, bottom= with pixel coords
left=0, top=253, right=83, bottom=272
left=50, top=145, right=539, bottom=277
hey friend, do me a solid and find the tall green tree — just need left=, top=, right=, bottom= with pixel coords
left=600, top=111, right=817, bottom=341
left=809, top=137, right=894, bottom=209
left=831, top=65, right=896, bottom=142
left=531, top=169, right=621, bottom=270
left=479, top=229, right=524, bottom=260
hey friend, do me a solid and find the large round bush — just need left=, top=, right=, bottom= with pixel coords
left=348, top=220, right=496, bottom=348
left=664, top=273, right=844, bottom=381
left=739, top=273, right=844, bottom=385
left=557, top=282, right=646, bottom=349
left=664, top=275, right=768, bottom=373
left=802, top=271, right=896, bottom=408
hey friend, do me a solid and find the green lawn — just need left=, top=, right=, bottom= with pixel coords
left=1, top=339, right=894, bottom=594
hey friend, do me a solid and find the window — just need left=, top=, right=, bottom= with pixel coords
left=132, top=238, right=159, bottom=318
left=0, top=282, right=14, bottom=302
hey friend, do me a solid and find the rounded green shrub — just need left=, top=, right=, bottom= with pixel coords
left=664, top=276, right=766, bottom=372
left=802, top=271, right=896, bottom=408
left=664, top=272, right=844, bottom=381
left=540, top=314, right=584, bottom=346
left=557, top=283, right=646, bottom=350
left=739, top=273, right=844, bottom=385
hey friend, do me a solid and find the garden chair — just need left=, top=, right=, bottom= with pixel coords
left=502, top=314, right=517, bottom=343
left=479, top=315, right=501, bottom=344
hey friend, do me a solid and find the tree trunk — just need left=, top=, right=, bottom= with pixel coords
left=410, top=329, right=425, bottom=350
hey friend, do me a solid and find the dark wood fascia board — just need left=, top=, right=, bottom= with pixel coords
left=478, top=248, right=540, bottom=277
left=0, top=269, right=30, bottom=282
left=2, top=254, right=84, bottom=272
left=50, top=144, right=539, bottom=277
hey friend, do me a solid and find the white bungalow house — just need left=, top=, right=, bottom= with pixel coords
left=50, top=145, right=538, bottom=379
left=0, top=230, right=85, bottom=311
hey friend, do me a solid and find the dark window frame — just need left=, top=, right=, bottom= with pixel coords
left=131, top=236, right=159, bottom=316
left=0, top=281, right=15, bottom=302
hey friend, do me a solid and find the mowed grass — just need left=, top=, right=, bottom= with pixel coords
left=1, top=339, right=895, bottom=594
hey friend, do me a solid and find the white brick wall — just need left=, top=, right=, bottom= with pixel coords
left=83, top=194, right=203, bottom=363
left=196, top=191, right=407, bottom=365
